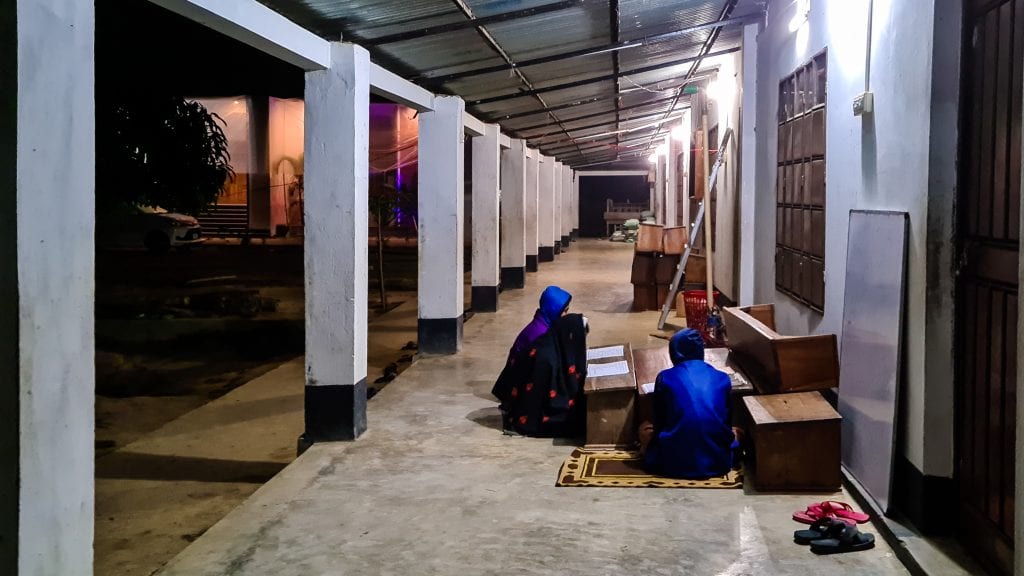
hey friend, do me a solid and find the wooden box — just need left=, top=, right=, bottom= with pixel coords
left=632, top=285, right=658, bottom=312
left=662, top=226, right=688, bottom=255
left=721, top=304, right=839, bottom=395
left=744, top=392, right=841, bottom=491
left=655, top=255, right=678, bottom=284
left=631, top=253, right=656, bottom=285
left=636, top=223, right=664, bottom=254
left=656, top=284, right=670, bottom=311
left=584, top=343, right=637, bottom=446
left=684, top=253, right=706, bottom=283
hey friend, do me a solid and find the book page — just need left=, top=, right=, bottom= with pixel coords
left=587, top=360, right=629, bottom=378
left=586, top=345, right=625, bottom=361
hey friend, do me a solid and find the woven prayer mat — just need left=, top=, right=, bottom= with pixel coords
left=556, top=447, right=743, bottom=489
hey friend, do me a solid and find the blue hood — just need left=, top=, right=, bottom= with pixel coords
left=538, top=286, right=572, bottom=324
left=669, top=328, right=705, bottom=365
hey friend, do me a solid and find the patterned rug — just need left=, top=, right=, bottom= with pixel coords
left=556, top=447, right=743, bottom=489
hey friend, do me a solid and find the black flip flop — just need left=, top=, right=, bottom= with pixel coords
left=809, top=523, right=876, bottom=555
left=793, top=517, right=848, bottom=545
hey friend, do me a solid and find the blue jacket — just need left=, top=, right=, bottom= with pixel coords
left=644, top=329, right=735, bottom=479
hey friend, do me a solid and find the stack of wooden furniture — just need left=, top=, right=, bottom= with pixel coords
left=631, top=224, right=689, bottom=312
left=721, top=304, right=841, bottom=491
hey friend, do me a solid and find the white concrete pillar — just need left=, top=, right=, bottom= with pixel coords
left=538, top=156, right=556, bottom=262
left=418, top=95, right=465, bottom=354
left=302, top=43, right=370, bottom=445
left=525, top=151, right=540, bottom=271
left=564, top=165, right=574, bottom=242
left=553, top=161, right=564, bottom=254
left=5, top=0, right=95, bottom=573
left=572, top=170, right=580, bottom=238
left=471, top=123, right=501, bottom=312
left=680, top=110, right=693, bottom=235
left=500, top=138, right=527, bottom=288
left=655, top=154, right=667, bottom=225
left=558, top=164, right=570, bottom=248
left=666, top=134, right=678, bottom=228
left=738, top=23, right=759, bottom=306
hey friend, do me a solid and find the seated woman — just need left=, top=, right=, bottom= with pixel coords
left=492, top=286, right=588, bottom=437
left=638, top=328, right=738, bottom=479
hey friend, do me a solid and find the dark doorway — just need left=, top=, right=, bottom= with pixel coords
left=957, top=1, right=1022, bottom=574
left=578, top=175, right=649, bottom=237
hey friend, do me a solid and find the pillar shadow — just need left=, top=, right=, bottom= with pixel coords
left=96, top=451, right=288, bottom=484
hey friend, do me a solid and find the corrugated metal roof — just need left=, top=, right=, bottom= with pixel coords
left=256, top=0, right=763, bottom=166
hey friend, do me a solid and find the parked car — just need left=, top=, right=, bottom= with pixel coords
left=99, top=205, right=205, bottom=253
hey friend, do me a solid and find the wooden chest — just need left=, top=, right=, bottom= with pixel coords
left=584, top=343, right=637, bottom=446
left=743, top=392, right=841, bottom=491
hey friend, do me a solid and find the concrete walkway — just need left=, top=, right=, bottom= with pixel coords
left=158, top=240, right=908, bottom=576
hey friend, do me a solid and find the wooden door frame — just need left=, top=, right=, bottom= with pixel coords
left=956, top=1, right=1024, bottom=573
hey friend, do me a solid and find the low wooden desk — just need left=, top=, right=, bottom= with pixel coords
left=633, top=346, right=756, bottom=423
left=583, top=343, right=636, bottom=446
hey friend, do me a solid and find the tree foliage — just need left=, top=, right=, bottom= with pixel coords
left=96, top=96, right=233, bottom=216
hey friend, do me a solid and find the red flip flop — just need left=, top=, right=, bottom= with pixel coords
left=792, top=510, right=818, bottom=524
left=792, top=504, right=829, bottom=525
left=818, top=501, right=870, bottom=524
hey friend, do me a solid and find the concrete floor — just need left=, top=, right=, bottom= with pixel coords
left=157, top=240, right=908, bottom=576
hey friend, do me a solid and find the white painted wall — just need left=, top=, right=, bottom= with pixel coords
left=712, top=52, right=742, bottom=302
left=739, top=23, right=759, bottom=306
left=500, top=139, right=526, bottom=268
left=12, top=0, right=95, bottom=572
left=751, top=0, right=948, bottom=476
left=471, top=124, right=500, bottom=288
left=418, top=96, right=466, bottom=319
left=525, top=153, right=539, bottom=257
left=304, top=43, right=369, bottom=392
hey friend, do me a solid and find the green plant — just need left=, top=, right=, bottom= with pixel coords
left=96, top=96, right=233, bottom=216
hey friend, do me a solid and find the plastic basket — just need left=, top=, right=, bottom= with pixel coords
left=682, top=290, right=725, bottom=347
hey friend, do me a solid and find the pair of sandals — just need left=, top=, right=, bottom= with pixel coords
left=792, top=501, right=874, bottom=555
left=794, top=517, right=875, bottom=554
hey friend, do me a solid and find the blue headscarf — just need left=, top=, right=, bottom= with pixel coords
left=538, top=286, right=572, bottom=325
left=669, top=328, right=705, bottom=365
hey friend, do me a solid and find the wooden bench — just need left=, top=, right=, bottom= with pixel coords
left=721, top=304, right=839, bottom=394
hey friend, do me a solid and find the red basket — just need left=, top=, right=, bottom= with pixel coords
left=682, top=290, right=725, bottom=347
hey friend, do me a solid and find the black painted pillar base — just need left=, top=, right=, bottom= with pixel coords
left=554, top=241, right=561, bottom=255
left=418, top=317, right=463, bottom=355
left=538, top=246, right=555, bottom=262
left=561, top=235, right=571, bottom=248
left=472, top=286, right=499, bottom=312
left=298, top=379, right=368, bottom=454
left=526, top=255, right=539, bottom=272
left=571, top=229, right=579, bottom=241
left=500, top=266, right=525, bottom=289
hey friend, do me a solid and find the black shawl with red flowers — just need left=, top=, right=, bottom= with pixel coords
left=492, top=313, right=588, bottom=437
